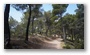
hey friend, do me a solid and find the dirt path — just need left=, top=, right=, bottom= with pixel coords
left=10, top=37, right=65, bottom=49
left=41, top=38, right=64, bottom=49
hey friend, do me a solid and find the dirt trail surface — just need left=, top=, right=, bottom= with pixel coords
left=41, top=38, right=64, bottom=49
left=11, top=37, right=64, bottom=49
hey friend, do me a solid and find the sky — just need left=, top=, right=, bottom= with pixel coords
left=9, top=4, right=78, bottom=22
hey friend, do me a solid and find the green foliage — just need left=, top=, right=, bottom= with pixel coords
left=44, top=11, right=52, bottom=19
left=75, top=4, right=84, bottom=18
left=9, top=17, right=19, bottom=37
left=62, top=13, right=77, bottom=28
left=44, top=11, right=52, bottom=26
left=9, top=16, right=18, bottom=29
left=12, top=4, right=28, bottom=11
left=52, top=4, right=68, bottom=15
left=9, top=4, right=84, bottom=49
left=51, top=16, right=58, bottom=22
left=63, top=44, right=71, bottom=49
left=31, top=4, right=42, bottom=17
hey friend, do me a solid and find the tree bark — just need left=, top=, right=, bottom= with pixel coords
left=49, top=26, right=51, bottom=35
left=60, top=15, right=66, bottom=41
left=32, top=16, right=35, bottom=35
left=4, top=4, right=10, bottom=48
left=63, top=26, right=66, bottom=41
left=25, top=4, right=31, bottom=41
left=71, top=29, right=73, bottom=41
left=72, top=29, right=75, bottom=41
left=46, top=26, right=49, bottom=36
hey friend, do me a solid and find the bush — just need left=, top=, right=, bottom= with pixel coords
left=75, top=41, right=84, bottom=49
left=63, top=44, right=71, bottom=49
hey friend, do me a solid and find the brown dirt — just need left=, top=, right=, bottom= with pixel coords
left=10, top=37, right=64, bottom=49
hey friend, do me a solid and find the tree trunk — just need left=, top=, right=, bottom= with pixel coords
left=39, top=23, right=42, bottom=34
left=71, top=29, right=73, bottom=41
left=25, top=4, right=31, bottom=41
left=60, top=15, right=66, bottom=41
left=65, top=29, right=67, bottom=40
left=38, top=21, right=40, bottom=34
left=72, top=29, right=74, bottom=42
left=4, top=4, right=11, bottom=48
left=46, top=26, right=49, bottom=36
left=32, top=16, right=35, bottom=35
left=49, top=26, right=51, bottom=35
left=63, top=26, right=66, bottom=41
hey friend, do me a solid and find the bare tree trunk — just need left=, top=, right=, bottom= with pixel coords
left=49, top=26, right=51, bottom=35
left=46, top=27, right=48, bottom=36
left=70, top=29, right=74, bottom=41
left=25, top=4, right=31, bottom=41
left=63, top=26, right=66, bottom=41
left=39, top=23, right=42, bottom=34
left=32, top=16, right=35, bottom=35
left=4, top=4, right=11, bottom=48
left=60, top=15, right=66, bottom=41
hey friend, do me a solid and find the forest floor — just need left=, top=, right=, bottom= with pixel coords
left=10, top=35, right=65, bottom=49
left=42, top=38, right=64, bottom=49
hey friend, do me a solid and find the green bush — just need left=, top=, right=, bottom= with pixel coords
left=63, top=44, right=71, bottom=49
